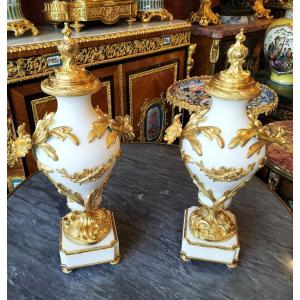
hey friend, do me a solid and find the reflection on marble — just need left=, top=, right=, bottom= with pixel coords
left=8, top=144, right=292, bottom=300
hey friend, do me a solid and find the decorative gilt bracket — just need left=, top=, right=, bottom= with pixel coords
left=7, top=19, right=39, bottom=37
left=190, top=0, right=220, bottom=26
left=187, top=44, right=197, bottom=79
left=138, top=9, right=173, bottom=23
left=252, top=0, right=273, bottom=19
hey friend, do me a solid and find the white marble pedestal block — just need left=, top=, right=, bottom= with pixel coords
left=180, top=206, right=240, bottom=268
left=59, top=211, right=120, bottom=273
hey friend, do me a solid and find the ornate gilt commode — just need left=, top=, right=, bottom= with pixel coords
left=7, top=20, right=192, bottom=189
left=44, top=0, right=137, bottom=31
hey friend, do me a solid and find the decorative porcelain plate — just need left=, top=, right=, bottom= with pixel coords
left=166, top=76, right=278, bottom=117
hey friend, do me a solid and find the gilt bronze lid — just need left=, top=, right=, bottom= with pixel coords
left=204, top=29, right=260, bottom=101
left=41, top=23, right=101, bottom=97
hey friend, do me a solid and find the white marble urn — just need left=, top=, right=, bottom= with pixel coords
left=165, top=29, right=285, bottom=267
left=11, top=23, right=134, bottom=271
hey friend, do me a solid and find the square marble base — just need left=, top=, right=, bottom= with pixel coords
left=180, top=206, right=240, bottom=268
left=59, top=211, right=120, bottom=273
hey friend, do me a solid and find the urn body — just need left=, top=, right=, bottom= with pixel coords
left=35, top=94, right=120, bottom=212
left=181, top=96, right=266, bottom=208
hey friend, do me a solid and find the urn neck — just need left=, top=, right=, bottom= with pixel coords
left=55, top=94, right=94, bottom=120
left=206, top=96, right=249, bottom=118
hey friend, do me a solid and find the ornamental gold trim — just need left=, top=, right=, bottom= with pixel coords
left=32, top=112, right=80, bottom=161
left=7, top=23, right=191, bottom=54
left=229, top=113, right=286, bottom=158
left=186, top=172, right=249, bottom=241
left=8, top=31, right=190, bottom=84
left=7, top=19, right=39, bottom=37
left=31, top=81, right=112, bottom=125
left=196, top=161, right=256, bottom=182
left=204, top=29, right=261, bottom=101
left=190, top=0, right=220, bottom=26
left=44, top=0, right=137, bottom=29
left=164, top=113, right=182, bottom=144
left=62, top=208, right=112, bottom=245
left=183, top=209, right=240, bottom=251
left=166, top=76, right=212, bottom=115
left=88, top=106, right=134, bottom=147
left=182, top=114, right=225, bottom=156
left=55, top=175, right=111, bottom=210
left=57, top=150, right=121, bottom=185
left=138, top=9, right=173, bottom=23
left=59, top=211, right=119, bottom=255
left=252, top=0, right=273, bottom=19
left=189, top=206, right=236, bottom=242
left=186, top=44, right=196, bottom=79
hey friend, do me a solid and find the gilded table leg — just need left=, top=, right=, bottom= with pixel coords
left=70, top=20, right=84, bottom=33
left=227, top=261, right=238, bottom=269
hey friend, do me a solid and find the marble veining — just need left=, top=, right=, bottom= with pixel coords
left=8, top=144, right=292, bottom=300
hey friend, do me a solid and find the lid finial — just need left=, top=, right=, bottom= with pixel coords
left=204, top=29, right=260, bottom=101
left=41, top=22, right=101, bottom=97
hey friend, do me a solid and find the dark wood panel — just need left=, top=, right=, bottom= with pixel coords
left=191, top=30, right=266, bottom=76
left=122, top=49, right=186, bottom=140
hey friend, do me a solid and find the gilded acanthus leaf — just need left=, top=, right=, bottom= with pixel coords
left=164, top=114, right=182, bottom=144
left=85, top=176, right=110, bottom=211
left=106, top=131, right=119, bottom=149
left=37, top=142, right=58, bottom=161
left=188, top=171, right=216, bottom=203
left=12, top=123, right=32, bottom=158
left=182, top=114, right=224, bottom=156
left=49, top=127, right=80, bottom=145
left=180, top=149, right=193, bottom=164
left=56, top=182, right=85, bottom=207
left=37, top=161, right=54, bottom=175
left=247, top=141, right=265, bottom=158
left=229, top=113, right=286, bottom=158
left=57, top=151, right=121, bottom=184
left=88, top=106, right=134, bottom=147
left=197, top=161, right=255, bottom=182
left=32, top=112, right=55, bottom=145
left=31, top=112, right=79, bottom=161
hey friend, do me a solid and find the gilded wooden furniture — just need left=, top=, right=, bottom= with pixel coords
left=7, top=21, right=192, bottom=184
left=8, top=144, right=292, bottom=298
left=190, top=19, right=272, bottom=76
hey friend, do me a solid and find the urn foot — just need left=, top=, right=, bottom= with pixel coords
left=59, top=211, right=120, bottom=272
left=181, top=207, right=240, bottom=267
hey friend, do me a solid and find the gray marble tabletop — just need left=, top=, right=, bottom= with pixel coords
left=8, top=144, right=292, bottom=300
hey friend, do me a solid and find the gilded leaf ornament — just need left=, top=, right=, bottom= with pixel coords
left=164, top=113, right=183, bottom=144
left=8, top=112, right=80, bottom=168
left=88, top=106, right=134, bottom=148
left=196, top=161, right=255, bottom=182
left=229, top=113, right=286, bottom=158
left=182, top=114, right=224, bottom=156
left=57, top=150, right=121, bottom=185
left=55, top=176, right=111, bottom=211
left=32, top=112, right=80, bottom=161
left=11, top=123, right=32, bottom=159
